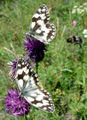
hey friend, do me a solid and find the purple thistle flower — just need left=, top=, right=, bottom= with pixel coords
left=4, top=89, right=30, bottom=118
left=24, top=37, right=47, bottom=63
left=9, top=60, right=17, bottom=79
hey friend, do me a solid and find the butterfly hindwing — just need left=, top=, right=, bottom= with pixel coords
left=24, top=88, right=55, bottom=113
left=28, top=4, right=56, bottom=44
left=15, top=59, right=55, bottom=113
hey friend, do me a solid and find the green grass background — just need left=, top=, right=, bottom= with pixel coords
left=0, top=0, right=87, bottom=119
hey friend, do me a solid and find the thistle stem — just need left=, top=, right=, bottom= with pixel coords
left=25, top=115, right=28, bottom=120
left=15, top=117, right=18, bottom=120
left=36, top=62, right=38, bottom=74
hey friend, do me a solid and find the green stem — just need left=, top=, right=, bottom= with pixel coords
left=36, top=62, right=38, bottom=74
left=24, top=115, right=28, bottom=120
left=79, top=46, right=84, bottom=95
left=25, top=116, right=28, bottom=120
left=15, top=117, right=18, bottom=120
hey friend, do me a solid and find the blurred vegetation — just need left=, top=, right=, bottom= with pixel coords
left=0, top=0, right=87, bottom=120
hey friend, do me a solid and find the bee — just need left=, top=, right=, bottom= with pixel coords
left=67, top=36, right=84, bottom=47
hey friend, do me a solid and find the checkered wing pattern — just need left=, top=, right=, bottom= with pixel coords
left=27, top=4, right=56, bottom=44
left=15, top=59, right=55, bottom=113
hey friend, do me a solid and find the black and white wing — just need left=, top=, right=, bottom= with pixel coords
left=15, top=59, right=55, bottom=113
left=27, top=4, right=56, bottom=44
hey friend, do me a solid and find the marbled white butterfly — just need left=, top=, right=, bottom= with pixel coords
left=15, top=59, right=55, bottom=113
left=26, top=4, right=56, bottom=44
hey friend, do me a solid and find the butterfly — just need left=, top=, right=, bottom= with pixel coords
left=26, top=4, right=56, bottom=44
left=15, top=59, right=55, bottom=113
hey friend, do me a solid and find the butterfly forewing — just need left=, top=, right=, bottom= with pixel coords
left=15, top=59, right=40, bottom=90
left=28, top=4, right=56, bottom=44
left=15, top=59, right=55, bottom=113
left=31, top=4, right=50, bottom=26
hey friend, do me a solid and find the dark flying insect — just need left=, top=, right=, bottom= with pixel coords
left=67, top=36, right=84, bottom=47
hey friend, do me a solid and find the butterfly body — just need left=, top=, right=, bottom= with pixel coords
left=26, top=4, right=56, bottom=44
left=15, top=59, right=55, bottom=113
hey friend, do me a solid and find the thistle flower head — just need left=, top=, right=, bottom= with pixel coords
left=24, top=37, right=47, bottom=63
left=4, top=89, right=30, bottom=118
